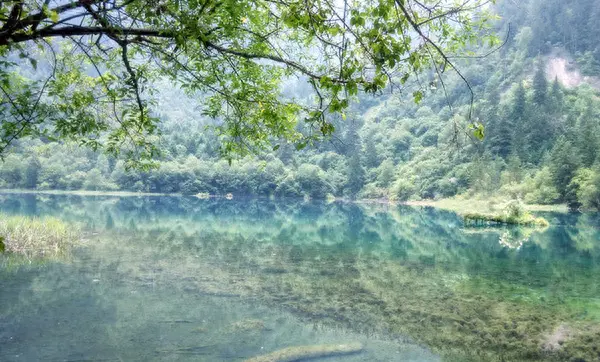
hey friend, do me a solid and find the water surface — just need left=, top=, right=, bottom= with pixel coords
left=1, top=194, right=599, bottom=361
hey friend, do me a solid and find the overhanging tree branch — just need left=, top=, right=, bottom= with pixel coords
left=0, top=0, right=498, bottom=165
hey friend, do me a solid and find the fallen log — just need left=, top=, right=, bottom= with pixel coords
left=245, top=342, right=364, bottom=362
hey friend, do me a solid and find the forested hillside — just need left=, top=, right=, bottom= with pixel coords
left=2, top=0, right=600, bottom=210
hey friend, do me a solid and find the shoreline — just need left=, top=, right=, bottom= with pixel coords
left=403, top=198, right=569, bottom=213
left=0, top=189, right=570, bottom=213
left=0, top=189, right=176, bottom=197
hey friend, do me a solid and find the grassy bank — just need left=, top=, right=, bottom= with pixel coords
left=0, top=214, right=79, bottom=260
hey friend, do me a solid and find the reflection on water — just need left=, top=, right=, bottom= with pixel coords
left=1, top=194, right=600, bottom=361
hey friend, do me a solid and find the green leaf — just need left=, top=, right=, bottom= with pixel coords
left=400, top=73, right=410, bottom=84
left=413, top=90, right=423, bottom=104
left=0, top=236, right=5, bottom=253
left=471, top=123, right=485, bottom=141
left=49, top=10, right=59, bottom=23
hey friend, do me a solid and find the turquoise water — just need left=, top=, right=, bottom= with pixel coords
left=1, top=194, right=600, bottom=361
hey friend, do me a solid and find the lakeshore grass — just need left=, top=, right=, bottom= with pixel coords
left=0, top=213, right=79, bottom=260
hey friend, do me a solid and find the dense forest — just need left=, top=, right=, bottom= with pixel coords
left=1, top=0, right=600, bottom=210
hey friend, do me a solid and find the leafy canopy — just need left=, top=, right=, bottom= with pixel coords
left=0, top=0, right=497, bottom=168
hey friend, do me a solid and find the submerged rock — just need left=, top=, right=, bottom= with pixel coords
left=245, top=342, right=364, bottom=362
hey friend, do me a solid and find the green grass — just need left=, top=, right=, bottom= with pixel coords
left=0, top=214, right=79, bottom=260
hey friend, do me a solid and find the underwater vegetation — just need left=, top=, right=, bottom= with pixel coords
left=1, top=195, right=599, bottom=361
left=88, top=210, right=598, bottom=360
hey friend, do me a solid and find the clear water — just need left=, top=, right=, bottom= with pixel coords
left=1, top=194, right=599, bottom=361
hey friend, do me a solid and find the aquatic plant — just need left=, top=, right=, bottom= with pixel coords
left=0, top=213, right=79, bottom=259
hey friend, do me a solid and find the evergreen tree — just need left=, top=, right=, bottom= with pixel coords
left=548, top=78, right=564, bottom=114
left=549, top=137, right=581, bottom=203
left=484, top=91, right=513, bottom=158
left=577, top=103, right=600, bottom=167
left=532, top=61, right=548, bottom=106
left=488, top=117, right=513, bottom=159
left=524, top=111, right=553, bottom=163
left=510, top=82, right=527, bottom=122
left=589, top=2, right=600, bottom=53
left=509, top=82, right=528, bottom=159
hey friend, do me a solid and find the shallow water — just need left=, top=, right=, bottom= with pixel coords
left=1, top=194, right=599, bottom=361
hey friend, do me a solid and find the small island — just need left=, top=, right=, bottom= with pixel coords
left=462, top=199, right=549, bottom=227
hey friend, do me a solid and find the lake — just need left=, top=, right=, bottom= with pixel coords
left=1, top=193, right=599, bottom=361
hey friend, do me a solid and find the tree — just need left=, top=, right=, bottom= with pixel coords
left=376, top=159, right=395, bottom=188
left=486, top=89, right=512, bottom=158
left=0, top=0, right=497, bottom=167
left=577, top=103, right=599, bottom=167
left=549, top=137, right=581, bottom=205
left=509, top=82, right=527, bottom=158
left=363, top=130, right=380, bottom=169
left=344, top=121, right=365, bottom=197
left=346, top=153, right=365, bottom=197
left=548, top=77, right=563, bottom=113
left=24, top=156, right=40, bottom=189
left=513, top=81, right=527, bottom=114
left=532, top=60, right=548, bottom=106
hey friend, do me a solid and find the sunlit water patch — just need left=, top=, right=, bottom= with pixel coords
left=1, top=194, right=600, bottom=361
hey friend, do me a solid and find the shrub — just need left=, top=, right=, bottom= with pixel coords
left=504, top=199, right=526, bottom=219
left=523, top=168, right=560, bottom=204
left=392, top=178, right=417, bottom=201
left=572, top=168, right=600, bottom=210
